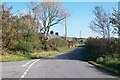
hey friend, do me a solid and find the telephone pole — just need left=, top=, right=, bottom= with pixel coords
left=65, top=15, right=67, bottom=41
left=118, top=1, right=120, bottom=38
left=80, top=31, right=81, bottom=38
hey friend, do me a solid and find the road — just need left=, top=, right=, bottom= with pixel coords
left=2, top=47, right=117, bottom=78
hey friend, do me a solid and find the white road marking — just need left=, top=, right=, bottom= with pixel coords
left=22, top=60, right=36, bottom=67
left=21, top=59, right=40, bottom=78
left=21, top=75, right=25, bottom=78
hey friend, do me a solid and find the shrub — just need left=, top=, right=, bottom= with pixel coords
left=85, top=37, right=120, bottom=73
left=41, top=38, right=68, bottom=51
left=112, top=39, right=120, bottom=55
left=48, top=38, right=68, bottom=47
left=96, top=57, right=104, bottom=64
left=96, top=56, right=120, bottom=72
left=103, top=56, right=119, bottom=65
left=85, top=37, right=120, bottom=60
left=85, top=38, right=108, bottom=60
left=41, top=41, right=51, bottom=51
left=68, top=40, right=79, bottom=48
left=13, top=32, right=41, bottom=54
left=29, top=33, right=41, bottom=50
left=15, top=41, right=34, bottom=53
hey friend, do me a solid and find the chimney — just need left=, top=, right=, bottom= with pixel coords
left=50, top=30, right=54, bottom=35
left=55, top=32, right=59, bottom=36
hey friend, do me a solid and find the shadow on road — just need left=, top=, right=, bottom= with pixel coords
left=40, top=46, right=117, bottom=77
left=43, top=46, right=85, bottom=61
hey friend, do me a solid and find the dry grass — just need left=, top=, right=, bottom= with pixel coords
left=1, top=53, right=31, bottom=62
left=1, top=47, right=70, bottom=62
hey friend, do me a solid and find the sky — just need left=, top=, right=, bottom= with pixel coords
left=4, top=2, right=118, bottom=38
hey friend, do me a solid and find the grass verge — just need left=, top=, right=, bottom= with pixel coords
left=1, top=54, right=31, bottom=62
left=88, top=61, right=120, bottom=77
left=30, top=51, right=59, bottom=59
left=1, top=47, right=70, bottom=62
left=30, top=47, right=70, bottom=59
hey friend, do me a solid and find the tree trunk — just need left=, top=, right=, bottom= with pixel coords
left=118, top=29, right=120, bottom=38
left=102, top=30, right=105, bottom=38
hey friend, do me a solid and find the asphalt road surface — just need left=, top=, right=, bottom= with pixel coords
left=2, top=47, right=117, bottom=78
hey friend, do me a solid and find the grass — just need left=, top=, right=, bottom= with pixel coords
left=95, top=56, right=120, bottom=76
left=1, top=54, right=31, bottom=62
left=57, top=47, right=70, bottom=53
left=88, top=61, right=120, bottom=77
left=1, top=47, right=70, bottom=62
left=30, top=51, right=59, bottom=59
left=30, top=47, right=70, bottom=59
left=83, top=47, right=120, bottom=77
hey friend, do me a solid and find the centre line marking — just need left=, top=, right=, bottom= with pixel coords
left=21, top=59, right=40, bottom=78
left=22, top=60, right=36, bottom=67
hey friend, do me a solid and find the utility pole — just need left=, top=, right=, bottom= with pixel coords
left=65, top=15, right=67, bottom=41
left=118, top=1, right=120, bottom=38
left=80, top=31, right=81, bottom=38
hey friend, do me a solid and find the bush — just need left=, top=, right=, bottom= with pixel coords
left=96, top=57, right=104, bottom=64
left=68, top=40, right=79, bottom=48
left=29, top=32, right=41, bottom=50
left=84, top=37, right=120, bottom=60
left=86, top=38, right=109, bottom=55
left=103, top=56, right=119, bottom=65
left=41, top=41, right=51, bottom=51
left=112, top=39, right=120, bottom=55
left=12, top=32, right=41, bottom=55
left=85, top=38, right=107, bottom=60
left=84, top=37, right=120, bottom=74
left=96, top=56, right=120, bottom=72
left=15, top=41, right=34, bottom=53
left=96, top=56, right=118, bottom=65
left=41, top=38, right=68, bottom=51
left=48, top=38, right=68, bottom=47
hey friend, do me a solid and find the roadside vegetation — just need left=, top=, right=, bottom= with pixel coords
left=84, top=5, right=120, bottom=76
left=1, top=46, right=70, bottom=62
left=1, top=3, right=81, bottom=62
left=84, top=38, right=120, bottom=76
left=1, top=37, right=79, bottom=62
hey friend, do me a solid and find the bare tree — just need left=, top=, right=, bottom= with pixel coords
left=110, top=8, right=120, bottom=38
left=29, top=1, right=69, bottom=40
left=89, top=6, right=111, bottom=38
